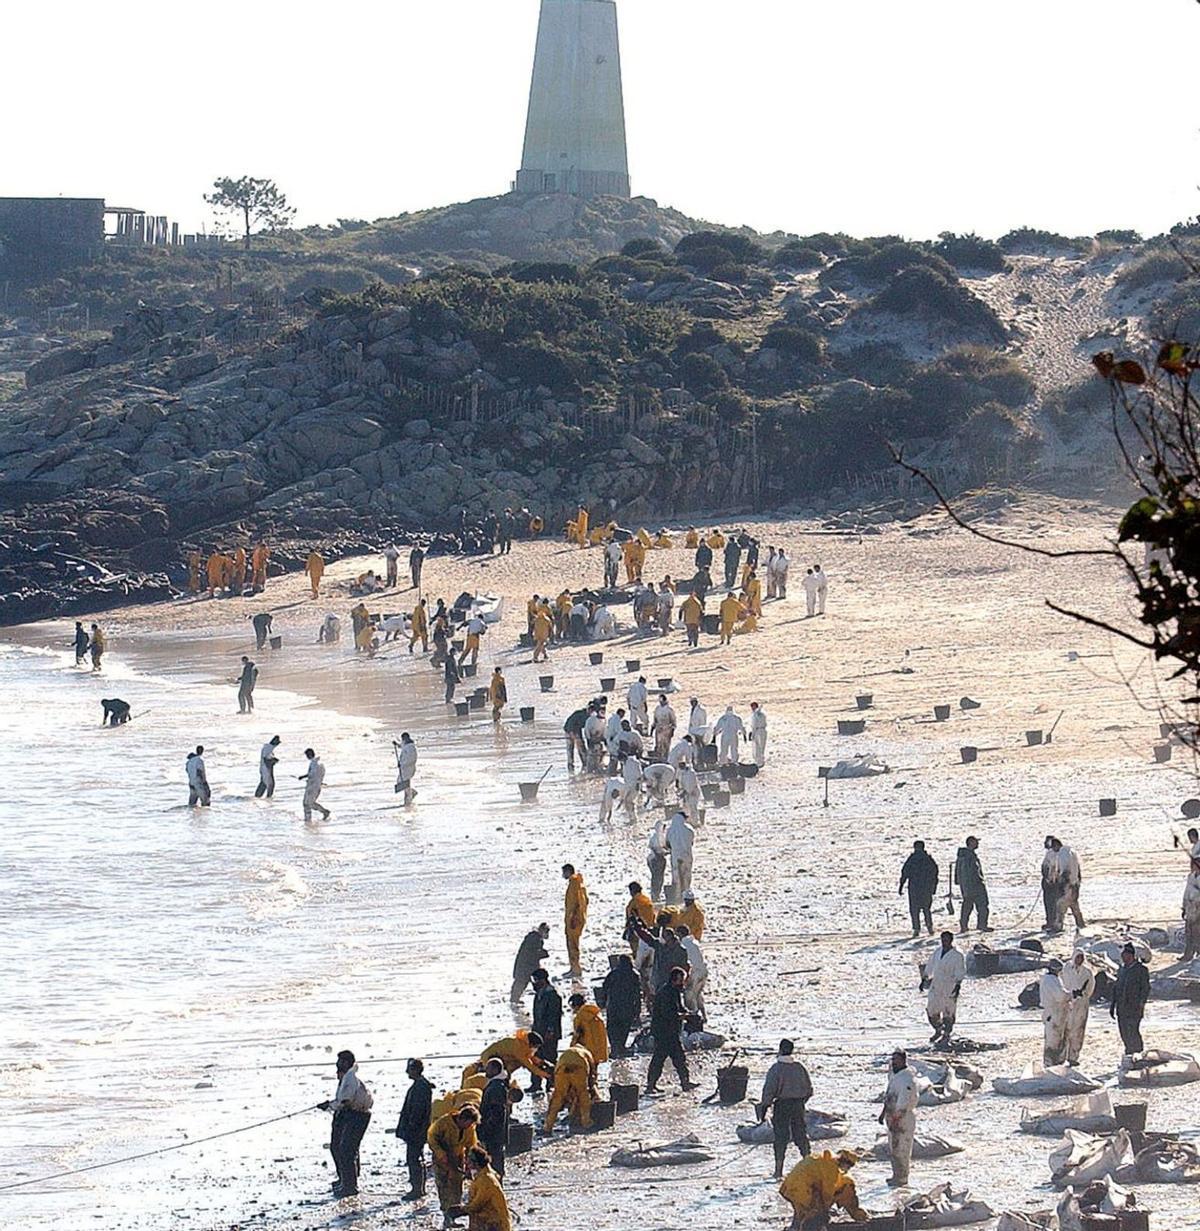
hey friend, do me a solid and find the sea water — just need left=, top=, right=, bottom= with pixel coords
left=0, top=632, right=575, bottom=1224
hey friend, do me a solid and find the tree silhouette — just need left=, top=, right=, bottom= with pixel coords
left=204, top=177, right=295, bottom=251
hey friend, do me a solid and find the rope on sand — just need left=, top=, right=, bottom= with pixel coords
left=0, top=1104, right=323, bottom=1194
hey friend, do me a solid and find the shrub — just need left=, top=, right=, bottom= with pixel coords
left=710, top=390, right=751, bottom=424
left=998, top=227, right=1092, bottom=256
left=1096, top=229, right=1142, bottom=245
left=1116, top=249, right=1189, bottom=293
left=679, top=351, right=729, bottom=395
left=498, top=261, right=581, bottom=284
left=930, top=345, right=1034, bottom=407
left=762, top=323, right=824, bottom=364
left=675, top=230, right=765, bottom=267
left=794, top=233, right=852, bottom=258
left=621, top=237, right=670, bottom=260
left=834, top=342, right=914, bottom=386
left=772, top=242, right=824, bottom=271
left=496, top=337, right=583, bottom=390
left=933, top=232, right=1009, bottom=273
left=822, top=242, right=955, bottom=290
left=1043, top=378, right=1107, bottom=441
left=874, top=268, right=1008, bottom=343
left=673, top=321, right=725, bottom=356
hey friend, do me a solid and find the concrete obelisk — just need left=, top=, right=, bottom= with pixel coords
left=514, top=0, right=631, bottom=198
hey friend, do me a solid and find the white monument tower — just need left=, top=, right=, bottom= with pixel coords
left=514, top=0, right=631, bottom=199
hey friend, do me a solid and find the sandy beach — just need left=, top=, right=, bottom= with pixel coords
left=3, top=496, right=1198, bottom=1231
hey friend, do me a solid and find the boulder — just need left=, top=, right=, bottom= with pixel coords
left=26, top=346, right=94, bottom=387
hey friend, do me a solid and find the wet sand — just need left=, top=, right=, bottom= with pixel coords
left=4, top=497, right=1199, bottom=1230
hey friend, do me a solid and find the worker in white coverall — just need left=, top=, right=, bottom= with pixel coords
left=605, top=708, right=627, bottom=774
left=687, top=699, right=709, bottom=748
left=1039, top=959, right=1071, bottom=1066
left=748, top=701, right=767, bottom=767
left=802, top=569, right=820, bottom=617
left=627, top=677, right=649, bottom=732
left=646, top=816, right=669, bottom=900
left=1180, top=854, right=1200, bottom=960
left=713, top=705, right=745, bottom=766
left=677, top=925, right=707, bottom=1019
left=394, top=732, right=418, bottom=805
left=879, top=1049, right=919, bottom=1187
left=621, top=754, right=642, bottom=819
left=666, top=809, right=695, bottom=903
left=642, top=762, right=676, bottom=805
left=584, top=709, right=607, bottom=774
left=599, top=778, right=627, bottom=825
left=668, top=735, right=695, bottom=770
left=651, top=697, right=676, bottom=760
left=921, top=931, right=966, bottom=1047
left=1061, top=950, right=1096, bottom=1065
left=186, top=745, right=211, bottom=807
left=299, top=748, right=330, bottom=821
left=678, top=762, right=702, bottom=823
left=1054, top=839, right=1086, bottom=930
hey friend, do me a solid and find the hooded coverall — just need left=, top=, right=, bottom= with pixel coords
left=543, top=1045, right=596, bottom=1132
left=882, top=1068, right=919, bottom=1185
left=719, top=593, right=742, bottom=644
left=305, top=551, right=324, bottom=598
left=779, top=1151, right=867, bottom=1230
left=461, top=1163, right=511, bottom=1231
left=463, top=1032, right=551, bottom=1086
left=1061, top=957, right=1095, bottom=1063
left=572, top=1003, right=609, bottom=1063
left=427, top=1113, right=477, bottom=1213
left=564, top=872, right=589, bottom=975
left=1040, top=970, right=1071, bottom=1066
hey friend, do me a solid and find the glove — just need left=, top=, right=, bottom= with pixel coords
left=318, top=1101, right=332, bottom=1111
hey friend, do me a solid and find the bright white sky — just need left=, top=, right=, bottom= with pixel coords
left=2, top=0, right=1195, bottom=241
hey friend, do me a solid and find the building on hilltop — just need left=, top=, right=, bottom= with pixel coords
left=0, top=198, right=105, bottom=280
left=513, top=0, right=630, bottom=199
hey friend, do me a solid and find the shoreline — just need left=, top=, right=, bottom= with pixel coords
left=5, top=499, right=1199, bottom=1231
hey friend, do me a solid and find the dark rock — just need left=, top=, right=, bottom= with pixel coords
left=26, top=346, right=94, bottom=387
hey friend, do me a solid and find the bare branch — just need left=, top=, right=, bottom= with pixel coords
left=1043, top=599, right=1158, bottom=651
left=887, top=444, right=1116, bottom=560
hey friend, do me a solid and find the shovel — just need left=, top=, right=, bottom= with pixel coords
left=1044, top=710, right=1065, bottom=745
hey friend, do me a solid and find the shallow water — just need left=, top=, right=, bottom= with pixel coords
left=2, top=538, right=1199, bottom=1231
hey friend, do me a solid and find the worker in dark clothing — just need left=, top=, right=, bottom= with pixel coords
left=899, top=840, right=939, bottom=937
left=529, top=968, right=562, bottom=1094
left=252, top=611, right=273, bottom=650
left=443, top=652, right=462, bottom=704
left=600, top=953, right=642, bottom=1057
left=757, top=1039, right=814, bottom=1178
left=236, top=656, right=258, bottom=713
left=645, top=967, right=698, bottom=1095
left=478, top=1057, right=520, bottom=1178
left=73, top=621, right=90, bottom=665
left=695, top=541, right=713, bottom=572
left=395, top=1058, right=433, bottom=1201
left=953, top=835, right=992, bottom=933
left=1110, top=943, right=1151, bottom=1059
left=409, top=545, right=425, bottom=590
left=564, top=705, right=590, bottom=772
left=510, top=922, right=550, bottom=1003
left=632, top=916, right=690, bottom=1005
left=101, top=698, right=131, bottom=726
left=723, top=536, right=742, bottom=590
left=744, top=535, right=760, bottom=570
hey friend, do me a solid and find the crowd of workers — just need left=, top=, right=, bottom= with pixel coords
left=89, top=511, right=1190, bottom=1228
